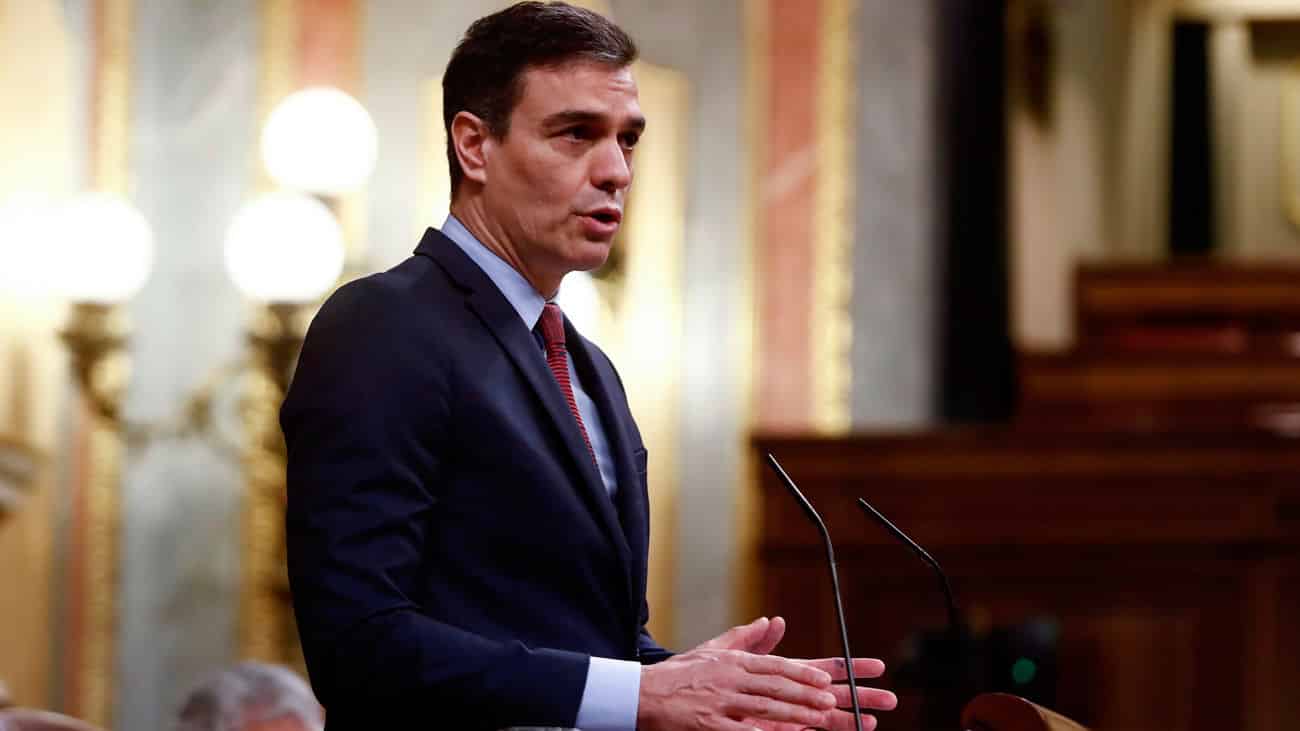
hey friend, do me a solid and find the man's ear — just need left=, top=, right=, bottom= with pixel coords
left=451, top=111, right=492, bottom=186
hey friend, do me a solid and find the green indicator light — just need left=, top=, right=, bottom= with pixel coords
left=1011, top=657, right=1037, bottom=685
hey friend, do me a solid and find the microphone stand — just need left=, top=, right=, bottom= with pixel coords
left=855, top=497, right=963, bottom=640
left=764, top=454, right=864, bottom=731
left=856, top=496, right=970, bottom=729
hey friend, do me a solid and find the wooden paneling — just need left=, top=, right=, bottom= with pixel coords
left=1018, top=352, right=1300, bottom=433
left=1074, top=264, right=1300, bottom=356
left=754, top=432, right=1300, bottom=731
left=1021, top=265, right=1300, bottom=434
left=753, top=264, right=1300, bottom=730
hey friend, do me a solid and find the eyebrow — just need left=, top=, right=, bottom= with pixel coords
left=541, top=110, right=647, bottom=133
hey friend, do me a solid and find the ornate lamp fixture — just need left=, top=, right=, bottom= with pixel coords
left=0, top=85, right=375, bottom=669
left=229, top=86, right=372, bottom=418
left=224, top=190, right=345, bottom=393
left=53, top=193, right=153, bottom=425
left=0, top=191, right=152, bottom=427
left=234, top=86, right=374, bottom=666
left=16, top=86, right=371, bottom=448
left=225, top=189, right=347, bottom=666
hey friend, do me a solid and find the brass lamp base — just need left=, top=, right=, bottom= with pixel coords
left=60, top=303, right=129, bottom=425
left=239, top=300, right=311, bottom=670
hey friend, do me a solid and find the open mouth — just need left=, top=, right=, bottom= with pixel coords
left=583, top=209, right=622, bottom=225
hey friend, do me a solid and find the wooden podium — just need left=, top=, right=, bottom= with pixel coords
left=0, top=709, right=105, bottom=731
left=962, top=694, right=1088, bottom=731
left=753, top=264, right=1300, bottom=731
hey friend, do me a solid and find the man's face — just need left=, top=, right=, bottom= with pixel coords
left=480, top=61, right=643, bottom=292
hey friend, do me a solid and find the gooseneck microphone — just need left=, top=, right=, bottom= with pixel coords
left=764, top=453, right=864, bottom=731
left=855, top=497, right=963, bottom=638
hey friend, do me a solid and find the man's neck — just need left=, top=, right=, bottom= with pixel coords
left=448, top=199, right=560, bottom=298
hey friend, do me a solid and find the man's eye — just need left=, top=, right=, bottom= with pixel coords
left=563, top=127, right=592, bottom=141
left=619, top=132, right=641, bottom=149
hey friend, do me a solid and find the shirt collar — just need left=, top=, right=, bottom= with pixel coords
left=441, top=214, right=547, bottom=330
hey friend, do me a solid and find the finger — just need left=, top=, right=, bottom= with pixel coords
left=740, top=654, right=832, bottom=687
left=822, top=710, right=879, bottom=731
left=795, top=657, right=886, bottom=680
left=829, top=684, right=898, bottom=711
left=749, top=615, right=786, bottom=655
left=711, top=716, right=768, bottom=731
left=698, top=617, right=772, bottom=651
left=736, top=673, right=837, bottom=711
left=725, top=694, right=828, bottom=728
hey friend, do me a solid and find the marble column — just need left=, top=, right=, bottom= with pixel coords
left=117, top=1, right=256, bottom=729
left=851, top=0, right=941, bottom=426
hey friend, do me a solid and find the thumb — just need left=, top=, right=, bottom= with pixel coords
left=697, top=616, right=772, bottom=652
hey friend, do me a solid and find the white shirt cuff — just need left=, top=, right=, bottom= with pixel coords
left=573, top=656, right=641, bottom=731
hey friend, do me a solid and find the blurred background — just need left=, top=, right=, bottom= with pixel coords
left=1, top=0, right=1298, bottom=730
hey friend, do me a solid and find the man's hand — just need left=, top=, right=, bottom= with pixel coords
left=637, top=617, right=897, bottom=731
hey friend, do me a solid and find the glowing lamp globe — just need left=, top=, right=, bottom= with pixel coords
left=0, top=192, right=61, bottom=297
left=224, top=192, right=344, bottom=303
left=51, top=193, right=154, bottom=303
left=261, top=87, right=378, bottom=195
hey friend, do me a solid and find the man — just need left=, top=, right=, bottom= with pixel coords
left=282, top=3, right=897, bottom=730
left=175, top=662, right=323, bottom=731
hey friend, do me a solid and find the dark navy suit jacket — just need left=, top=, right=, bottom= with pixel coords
left=282, top=229, right=671, bottom=730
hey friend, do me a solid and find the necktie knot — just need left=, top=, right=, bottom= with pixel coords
left=539, top=302, right=567, bottom=355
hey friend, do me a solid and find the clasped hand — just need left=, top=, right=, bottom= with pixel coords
left=637, top=616, right=897, bottom=731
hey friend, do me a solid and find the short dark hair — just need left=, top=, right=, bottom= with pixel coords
left=442, top=2, right=639, bottom=193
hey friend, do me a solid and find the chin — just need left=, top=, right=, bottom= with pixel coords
left=570, top=242, right=613, bottom=271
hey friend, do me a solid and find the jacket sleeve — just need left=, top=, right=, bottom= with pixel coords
left=636, top=600, right=674, bottom=665
left=281, top=279, right=588, bottom=728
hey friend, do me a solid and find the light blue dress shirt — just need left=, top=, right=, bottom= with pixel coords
left=441, top=215, right=641, bottom=731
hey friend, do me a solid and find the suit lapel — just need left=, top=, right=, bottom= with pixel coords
left=416, top=230, right=634, bottom=583
left=566, top=324, right=648, bottom=605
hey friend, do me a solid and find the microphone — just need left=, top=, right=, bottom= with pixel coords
left=764, top=453, right=864, bottom=731
left=855, top=497, right=964, bottom=639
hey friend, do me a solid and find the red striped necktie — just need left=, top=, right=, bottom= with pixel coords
left=538, top=303, right=596, bottom=464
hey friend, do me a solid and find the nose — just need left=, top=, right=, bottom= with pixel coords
left=591, top=138, right=632, bottom=195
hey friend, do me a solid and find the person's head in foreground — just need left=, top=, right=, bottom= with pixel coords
left=175, top=662, right=322, bottom=731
